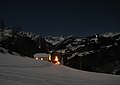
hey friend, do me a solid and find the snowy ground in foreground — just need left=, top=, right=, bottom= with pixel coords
left=0, top=53, right=120, bottom=85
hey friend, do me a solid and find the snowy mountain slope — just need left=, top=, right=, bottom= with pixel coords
left=102, top=32, right=120, bottom=38
left=45, top=36, right=65, bottom=45
left=46, top=33, right=120, bottom=74
left=0, top=53, right=120, bottom=85
left=1, top=29, right=120, bottom=75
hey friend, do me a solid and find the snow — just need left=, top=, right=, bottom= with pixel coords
left=0, top=53, right=120, bottom=85
left=68, top=51, right=92, bottom=60
left=33, top=53, right=49, bottom=58
left=66, top=44, right=85, bottom=51
left=45, top=36, right=65, bottom=45
left=75, top=38, right=82, bottom=42
left=68, top=53, right=78, bottom=60
left=102, top=32, right=120, bottom=38
left=66, top=44, right=73, bottom=49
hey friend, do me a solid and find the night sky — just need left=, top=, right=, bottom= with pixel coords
left=0, top=0, right=120, bottom=37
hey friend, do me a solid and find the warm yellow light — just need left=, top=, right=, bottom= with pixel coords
left=54, top=56, right=60, bottom=64
left=36, top=57, right=38, bottom=60
left=55, top=56, right=59, bottom=61
left=56, top=61, right=60, bottom=64
left=40, top=58, right=43, bottom=60
left=48, top=54, right=51, bottom=61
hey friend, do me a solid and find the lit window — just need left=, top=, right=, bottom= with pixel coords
left=40, top=58, right=43, bottom=60
left=48, top=54, right=51, bottom=61
left=36, top=57, right=38, bottom=60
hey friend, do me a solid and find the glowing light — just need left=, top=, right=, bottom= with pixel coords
left=40, top=58, right=43, bottom=60
left=55, top=61, right=60, bottom=64
left=54, top=56, right=60, bottom=64
left=55, top=56, right=59, bottom=61
left=36, top=57, right=38, bottom=60
left=48, top=54, right=51, bottom=61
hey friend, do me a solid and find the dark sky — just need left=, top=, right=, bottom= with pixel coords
left=0, top=0, right=120, bottom=37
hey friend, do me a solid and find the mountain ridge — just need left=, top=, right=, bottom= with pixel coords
left=0, top=28, right=120, bottom=75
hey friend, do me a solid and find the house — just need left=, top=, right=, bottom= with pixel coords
left=34, top=52, right=61, bottom=64
left=33, top=53, right=51, bottom=61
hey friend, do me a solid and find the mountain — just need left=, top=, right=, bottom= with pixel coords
left=0, top=29, right=52, bottom=57
left=45, top=35, right=65, bottom=45
left=0, top=52, right=120, bottom=85
left=45, top=33, right=120, bottom=75
left=0, top=27, right=120, bottom=75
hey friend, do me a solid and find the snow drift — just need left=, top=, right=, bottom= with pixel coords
left=0, top=53, right=120, bottom=85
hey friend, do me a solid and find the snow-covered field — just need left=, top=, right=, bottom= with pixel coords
left=0, top=53, right=120, bottom=85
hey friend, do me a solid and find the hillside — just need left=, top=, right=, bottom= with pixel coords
left=0, top=28, right=120, bottom=75
left=0, top=52, right=120, bottom=85
left=47, top=33, right=120, bottom=75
